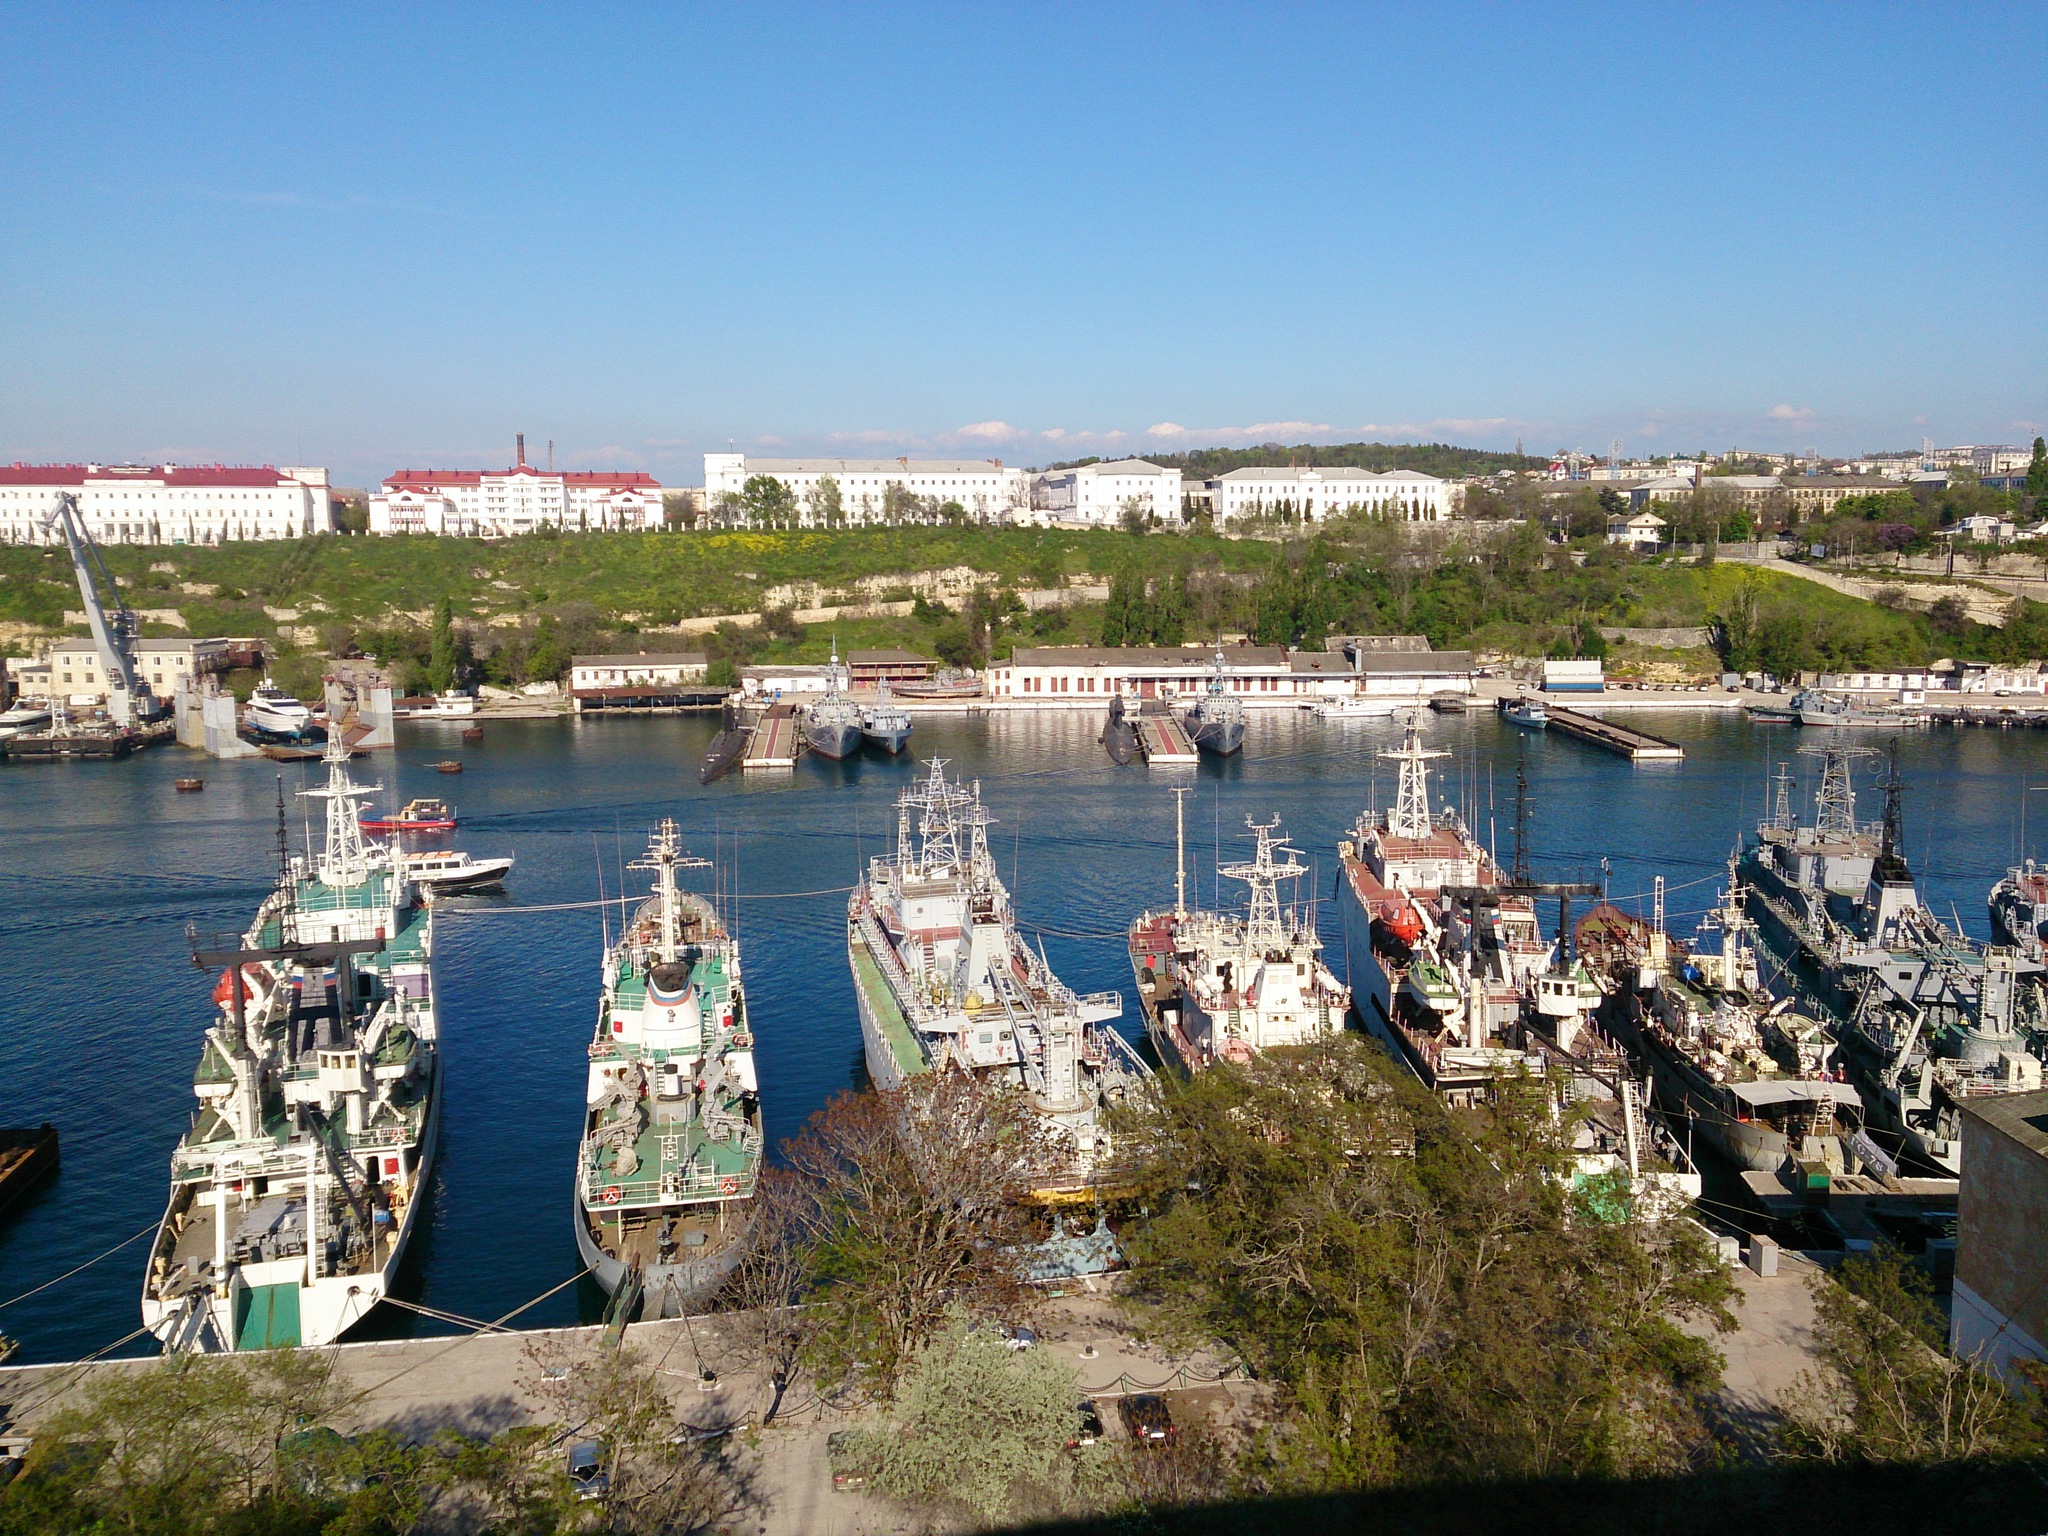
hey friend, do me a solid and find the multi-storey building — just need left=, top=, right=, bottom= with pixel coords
left=702, top=454, right=1029, bottom=525
left=1208, top=466, right=1446, bottom=523
left=1028, top=459, right=1184, bottom=526
left=371, top=441, right=662, bottom=535
left=13, top=636, right=247, bottom=704
left=0, top=464, right=332, bottom=545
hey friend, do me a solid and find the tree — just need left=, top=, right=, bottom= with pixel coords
left=1781, top=1246, right=2042, bottom=1463
left=2026, top=436, right=2048, bottom=506
left=1119, top=497, right=1148, bottom=536
left=1099, top=567, right=1140, bottom=647
left=741, top=474, right=797, bottom=529
left=764, top=1074, right=1055, bottom=1392
left=805, top=474, right=843, bottom=528
left=426, top=595, right=457, bottom=692
left=663, top=491, right=698, bottom=531
left=830, top=1309, right=1083, bottom=1524
left=1120, top=1036, right=1735, bottom=1495
left=1152, top=567, right=1188, bottom=645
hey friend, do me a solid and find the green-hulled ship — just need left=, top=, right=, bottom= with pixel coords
left=575, top=821, right=762, bottom=1317
left=142, top=737, right=440, bottom=1352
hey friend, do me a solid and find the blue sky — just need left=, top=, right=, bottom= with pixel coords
left=2, top=3, right=2042, bottom=487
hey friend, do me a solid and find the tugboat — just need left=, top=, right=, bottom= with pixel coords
left=860, top=679, right=913, bottom=755
left=140, top=738, right=439, bottom=1351
left=1128, top=795, right=1348, bottom=1072
left=575, top=821, right=762, bottom=1318
left=1181, top=650, right=1245, bottom=757
left=847, top=761, right=1151, bottom=1196
left=803, top=644, right=864, bottom=761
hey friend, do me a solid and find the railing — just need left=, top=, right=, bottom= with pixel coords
left=581, top=1135, right=764, bottom=1210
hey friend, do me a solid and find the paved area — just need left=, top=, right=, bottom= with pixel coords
left=1682, top=1248, right=1827, bottom=1452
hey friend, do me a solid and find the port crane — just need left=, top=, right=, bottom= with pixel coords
left=38, top=491, right=161, bottom=726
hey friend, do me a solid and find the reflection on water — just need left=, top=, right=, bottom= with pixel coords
left=0, top=707, right=2038, bottom=1361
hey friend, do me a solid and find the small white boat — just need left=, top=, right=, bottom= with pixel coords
left=0, top=703, right=52, bottom=741
left=399, top=848, right=513, bottom=892
left=1502, top=697, right=1548, bottom=729
left=1312, top=696, right=1399, bottom=720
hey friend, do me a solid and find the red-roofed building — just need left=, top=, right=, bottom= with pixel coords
left=0, top=463, right=331, bottom=546
left=371, top=437, right=663, bottom=535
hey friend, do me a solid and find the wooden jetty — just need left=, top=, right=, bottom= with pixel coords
left=1134, top=710, right=1199, bottom=765
left=1544, top=702, right=1684, bottom=761
left=742, top=702, right=800, bottom=770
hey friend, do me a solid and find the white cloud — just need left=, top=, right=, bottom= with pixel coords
left=756, top=434, right=788, bottom=447
left=945, top=420, right=1023, bottom=444
left=1147, top=420, right=1333, bottom=444
left=826, top=429, right=904, bottom=444
left=1767, top=405, right=1815, bottom=422
left=1040, top=428, right=1067, bottom=441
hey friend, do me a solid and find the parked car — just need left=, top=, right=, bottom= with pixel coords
left=1117, top=1394, right=1174, bottom=1443
left=1002, top=1324, right=1038, bottom=1351
left=1067, top=1400, right=1106, bottom=1449
left=567, top=1441, right=609, bottom=1501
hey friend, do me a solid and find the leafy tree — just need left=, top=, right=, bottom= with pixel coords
left=1781, top=1246, right=2041, bottom=1463
left=741, top=474, right=797, bottom=529
left=763, top=1074, right=1055, bottom=1392
left=806, top=475, right=844, bottom=528
left=1152, top=567, right=1189, bottom=645
left=526, top=615, right=571, bottom=683
left=704, top=656, right=738, bottom=689
left=1119, top=497, right=1149, bottom=536
left=2027, top=436, right=2048, bottom=505
left=1099, top=567, right=1140, bottom=647
left=830, top=1309, right=1083, bottom=1523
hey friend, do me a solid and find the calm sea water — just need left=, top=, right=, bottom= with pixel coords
left=1, top=708, right=2042, bottom=1363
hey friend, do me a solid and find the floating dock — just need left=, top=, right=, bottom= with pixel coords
left=1134, top=710, right=1198, bottom=765
left=741, top=702, right=799, bottom=770
left=1543, top=703, right=1684, bottom=761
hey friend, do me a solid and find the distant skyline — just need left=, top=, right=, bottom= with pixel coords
left=2, top=4, right=2041, bottom=490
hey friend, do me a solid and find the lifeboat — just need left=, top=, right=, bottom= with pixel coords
left=1376, top=900, right=1423, bottom=946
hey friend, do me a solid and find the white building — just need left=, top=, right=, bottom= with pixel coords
left=1209, top=467, right=1446, bottom=524
left=986, top=641, right=1471, bottom=706
left=371, top=444, right=662, bottom=536
left=1029, top=459, right=1183, bottom=526
left=0, top=464, right=331, bottom=546
left=14, top=636, right=240, bottom=704
left=703, top=454, right=1028, bottom=526
left=1606, top=512, right=1667, bottom=549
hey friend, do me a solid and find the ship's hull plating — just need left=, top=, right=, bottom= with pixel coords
left=572, top=1187, right=751, bottom=1318
left=1602, top=999, right=1789, bottom=1172
left=806, top=721, right=864, bottom=760
left=862, top=724, right=912, bottom=755
left=1187, top=717, right=1244, bottom=757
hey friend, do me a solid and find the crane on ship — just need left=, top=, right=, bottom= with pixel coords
left=39, top=491, right=162, bottom=726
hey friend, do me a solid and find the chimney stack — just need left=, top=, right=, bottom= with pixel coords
left=516, top=433, right=526, bottom=468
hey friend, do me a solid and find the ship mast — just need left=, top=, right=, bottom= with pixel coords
left=1380, top=711, right=1449, bottom=839
left=1171, top=785, right=1190, bottom=919
left=1219, top=816, right=1306, bottom=947
left=299, top=731, right=380, bottom=886
left=628, top=818, right=709, bottom=962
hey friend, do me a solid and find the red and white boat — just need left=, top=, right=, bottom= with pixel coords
left=360, top=797, right=457, bottom=834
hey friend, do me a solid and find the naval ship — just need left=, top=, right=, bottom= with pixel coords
left=1181, top=650, right=1245, bottom=757
left=1743, top=740, right=2046, bottom=1172
left=575, top=821, right=762, bottom=1317
left=1585, top=866, right=1868, bottom=1176
left=1989, top=861, right=2048, bottom=962
left=847, top=761, right=1151, bottom=1196
left=804, top=644, right=865, bottom=760
left=141, top=738, right=439, bottom=1352
left=1128, top=801, right=1349, bottom=1072
left=861, top=679, right=913, bottom=755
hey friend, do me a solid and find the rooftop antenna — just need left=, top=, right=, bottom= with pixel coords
left=548, top=438, right=555, bottom=472
left=516, top=432, right=526, bottom=468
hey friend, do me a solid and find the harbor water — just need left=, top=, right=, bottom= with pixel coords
left=0, top=708, right=2040, bottom=1363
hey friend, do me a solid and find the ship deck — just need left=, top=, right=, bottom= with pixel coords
left=850, top=929, right=929, bottom=1079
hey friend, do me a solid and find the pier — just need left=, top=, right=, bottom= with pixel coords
left=1133, top=707, right=1198, bottom=764
left=741, top=702, right=800, bottom=770
left=1543, top=703, right=1685, bottom=761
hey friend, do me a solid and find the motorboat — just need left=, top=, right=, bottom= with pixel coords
left=0, top=704, right=51, bottom=741
left=244, top=682, right=322, bottom=741
left=1501, top=696, right=1548, bottom=729
left=400, top=848, right=514, bottom=893
left=360, top=797, right=458, bottom=833
left=1311, top=696, right=1399, bottom=720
